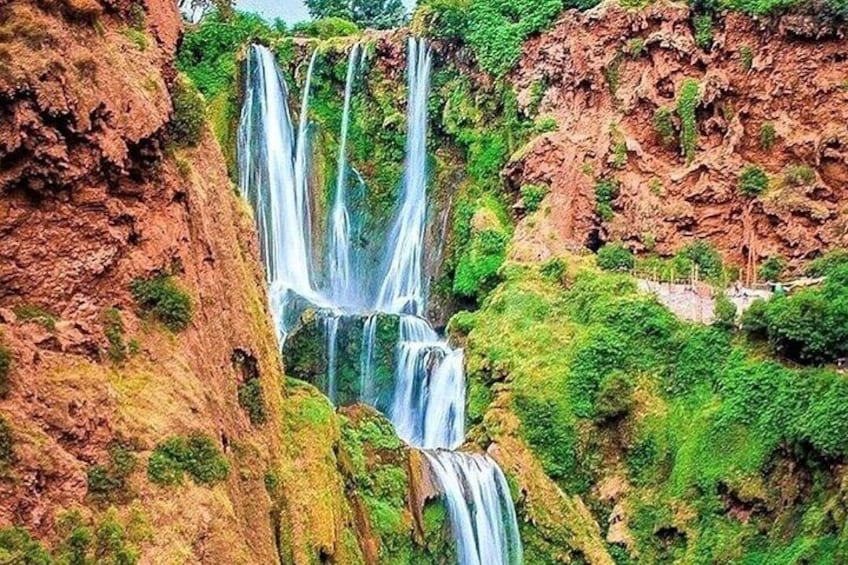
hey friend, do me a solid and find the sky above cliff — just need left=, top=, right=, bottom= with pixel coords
left=236, top=0, right=417, bottom=24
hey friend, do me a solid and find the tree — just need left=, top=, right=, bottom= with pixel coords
left=305, top=0, right=406, bottom=29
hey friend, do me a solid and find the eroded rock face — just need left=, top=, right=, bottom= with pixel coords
left=507, top=2, right=848, bottom=277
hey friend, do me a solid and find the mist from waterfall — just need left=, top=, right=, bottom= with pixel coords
left=237, top=38, right=523, bottom=565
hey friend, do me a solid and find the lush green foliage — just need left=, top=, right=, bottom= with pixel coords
left=596, top=243, right=635, bottom=272
left=758, top=255, right=785, bottom=282
left=463, top=264, right=848, bottom=564
left=742, top=267, right=848, bottom=364
left=693, top=13, right=713, bottom=49
left=759, top=121, right=776, bottom=150
left=679, top=240, right=724, bottom=280
left=131, top=274, right=193, bottom=332
left=520, top=184, right=549, bottom=213
left=170, top=74, right=206, bottom=146
left=738, top=164, right=769, bottom=197
left=652, top=106, right=676, bottom=147
left=291, top=16, right=359, bottom=37
left=305, top=0, right=405, bottom=29
left=0, top=527, right=52, bottom=565
left=87, top=442, right=138, bottom=501
left=453, top=229, right=510, bottom=299
left=676, top=79, right=700, bottom=162
left=147, top=434, right=230, bottom=486
left=713, top=292, right=737, bottom=330
left=594, top=178, right=618, bottom=221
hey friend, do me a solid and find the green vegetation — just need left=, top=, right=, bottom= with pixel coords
left=743, top=258, right=848, bottom=364
left=740, top=45, right=754, bottom=71
left=738, top=165, right=769, bottom=197
left=13, top=304, right=57, bottom=331
left=237, top=376, right=267, bottom=425
left=305, top=0, right=405, bottom=29
left=147, top=434, right=230, bottom=486
left=0, top=342, right=9, bottom=399
left=87, top=441, right=138, bottom=501
left=784, top=163, right=816, bottom=186
left=0, top=417, right=12, bottom=470
left=713, top=292, right=737, bottom=330
left=693, top=13, right=713, bottom=50
left=759, top=121, right=776, bottom=150
left=130, top=274, right=193, bottom=332
left=462, top=263, right=848, bottom=563
left=0, top=527, right=52, bottom=564
left=596, top=243, right=635, bottom=272
left=170, top=74, right=206, bottom=146
left=103, top=308, right=127, bottom=363
left=291, top=16, right=359, bottom=37
left=758, top=255, right=786, bottom=282
left=652, top=106, right=676, bottom=147
left=594, top=177, right=618, bottom=221
left=676, top=79, right=700, bottom=162
left=520, top=183, right=549, bottom=213
left=454, top=228, right=510, bottom=300
left=540, top=257, right=568, bottom=284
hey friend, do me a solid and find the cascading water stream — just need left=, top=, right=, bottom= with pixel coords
left=328, top=43, right=363, bottom=307
left=237, top=39, right=522, bottom=565
left=237, top=44, right=325, bottom=341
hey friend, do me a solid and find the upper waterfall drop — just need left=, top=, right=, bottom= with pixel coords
left=237, top=44, right=324, bottom=340
left=375, top=38, right=433, bottom=317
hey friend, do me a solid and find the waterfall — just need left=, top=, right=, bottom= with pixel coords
left=424, top=451, right=523, bottom=565
left=328, top=44, right=362, bottom=307
left=237, top=44, right=324, bottom=340
left=237, top=39, right=522, bottom=565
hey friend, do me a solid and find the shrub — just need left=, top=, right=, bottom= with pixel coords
left=759, top=121, right=776, bottom=150
left=520, top=183, right=549, bottom=213
left=806, top=249, right=848, bottom=277
left=418, top=0, right=470, bottom=40
left=783, top=164, right=816, bottom=187
left=627, top=37, right=646, bottom=57
left=170, top=74, right=205, bottom=146
left=713, top=293, right=737, bottom=330
left=237, top=377, right=267, bottom=425
left=594, top=178, right=619, bottom=221
left=130, top=274, right=193, bottom=332
left=693, top=13, right=713, bottom=50
left=87, top=441, right=138, bottom=500
left=653, top=107, right=676, bottom=147
left=677, top=79, right=700, bottom=162
left=453, top=229, right=509, bottom=300
left=292, top=16, right=359, bottom=38
left=740, top=45, right=754, bottom=71
left=0, top=344, right=9, bottom=399
left=13, top=305, right=57, bottom=331
left=741, top=298, right=769, bottom=339
left=0, top=527, right=52, bottom=565
left=679, top=241, right=723, bottom=281
left=540, top=257, right=568, bottom=283
left=758, top=256, right=785, bottom=282
left=532, top=116, right=558, bottom=134
left=0, top=417, right=12, bottom=469
left=597, top=243, right=635, bottom=272
left=594, top=371, right=634, bottom=422
left=103, top=308, right=126, bottom=363
left=738, top=165, right=769, bottom=197
left=148, top=434, right=229, bottom=486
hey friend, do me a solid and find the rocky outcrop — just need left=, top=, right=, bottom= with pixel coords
left=507, top=1, right=848, bottom=279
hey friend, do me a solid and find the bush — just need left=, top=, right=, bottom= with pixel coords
left=759, top=121, right=776, bottom=150
left=170, top=74, right=206, bottom=146
left=453, top=229, right=509, bottom=300
left=148, top=434, right=229, bottom=486
left=713, top=293, right=737, bottom=330
left=0, top=344, right=9, bottom=399
left=597, top=243, right=635, bottom=272
left=679, top=241, right=723, bottom=280
left=677, top=79, right=700, bottom=162
left=292, top=16, right=359, bottom=38
left=758, top=256, right=785, bottom=282
left=237, top=377, right=267, bottom=425
left=765, top=288, right=848, bottom=364
left=693, top=13, right=713, bottom=50
left=806, top=249, right=848, bottom=277
left=741, top=298, right=769, bottom=339
left=738, top=165, right=769, bottom=197
left=740, top=45, right=754, bottom=71
left=0, top=417, right=12, bottom=470
left=520, top=183, right=549, bottom=213
left=594, top=371, right=634, bottom=422
left=653, top=106, right=676, bottom=147
left=131, top=274, right=193, bottom=332
left=13, top=305, right=57, bottom=331
left=540, top=257, right=568, bottom=283
left=418, top=0, right=470, bottom=40
left=0, top=527, right=52, bottom=565
left=87, top=441, right=137, bottom=500
left=783, top=164, right=816, bottom=187
left=594, top=178, right=619, bottom=221
left=103, top=308, right=126, bottom=363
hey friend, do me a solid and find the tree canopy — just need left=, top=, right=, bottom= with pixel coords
left=305, top=0, right=406, bottom=29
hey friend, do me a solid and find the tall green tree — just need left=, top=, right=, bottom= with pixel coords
left=305, top=0, right=406, bottom=29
